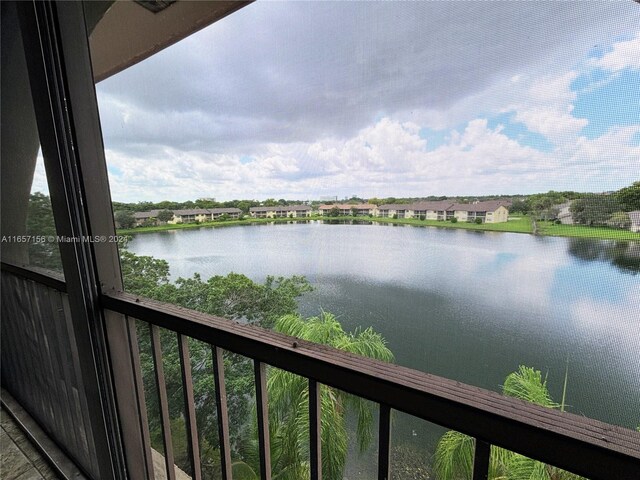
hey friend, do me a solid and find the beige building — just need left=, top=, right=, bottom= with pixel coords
left=133, top=209, right=161, bottom=227
left=168, top=209, right=212, bottom=224
left=448, top=201, right=510, bottom=223
left=406, top=201, right=455, bottom=220
left=318, top=204, right=377, bottom=216
left=209, top=208, right=242, bottom=220
left=629, top=211, right=640, bottom=233
left=377, top=204, right=412, bottom=218
left=250, top=205, right=312, bottom=218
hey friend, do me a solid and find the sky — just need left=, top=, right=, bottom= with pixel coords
left=33, top=1, right=640, bottom=202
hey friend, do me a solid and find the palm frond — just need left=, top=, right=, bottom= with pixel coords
left=433, top=430, right=475, bottom=480
left=502, top=365, right=559, bottom=408
left=506, top=453, right=551, bottom=480
left=338, top=327, right=395, bottom=363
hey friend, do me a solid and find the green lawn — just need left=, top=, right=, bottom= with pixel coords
left=117, top=216, right=313, bottom=235
left=117, top=215, right=640, bottom=241
left=367, top=216, right=534, bottom=233
left=535, top=221, right=640, bottom=240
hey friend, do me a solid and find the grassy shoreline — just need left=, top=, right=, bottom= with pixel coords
left=117, top=215, right=640, bottom=241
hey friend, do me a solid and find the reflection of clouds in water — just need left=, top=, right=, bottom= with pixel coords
left=570, top=286, right=640, bottom=390
left=464, top=246, right=570, bottom=316
left=571, top=285, right=640, bottom=337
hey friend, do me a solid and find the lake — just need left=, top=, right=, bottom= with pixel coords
left=127, top=221, right=640, bottom=472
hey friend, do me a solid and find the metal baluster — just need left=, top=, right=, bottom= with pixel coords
left=309, top=379, right=322, bottom=480
left=212, top=347, right=232, bottom=480
left=178, top=334, right=201, bottom=480
left=378, top=405, right=391, bottom=480
left=150, top=324, right=176, bottom=480
left=472, top=439, right=491, bottom=480
left=254, top=361, right=272, bottom=480
left=129, top=319, right=155, bottom=479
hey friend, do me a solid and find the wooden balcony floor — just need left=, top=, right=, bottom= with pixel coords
left=1, top=408, right=59, bottom=480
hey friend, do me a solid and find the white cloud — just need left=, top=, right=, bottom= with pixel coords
left=509, top=72, right=589, bottom=144
left=595, top=34, right=640, bottom=72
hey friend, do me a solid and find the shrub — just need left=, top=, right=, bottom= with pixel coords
left=450, top=217, right=458, bottom=223
left=392, top=214, right=398, bottom=219
left=419, top=215, right=426, bottom=221
left=474, top=218, right=482, bottom=224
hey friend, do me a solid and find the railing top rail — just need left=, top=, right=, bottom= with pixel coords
left=1, top=261, right=67, bottom=292
left=102, top=289, right=640, bottom=480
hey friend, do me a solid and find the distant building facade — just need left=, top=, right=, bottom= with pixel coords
left=318, top=204, right=376, bottom=216
left=556, top=201, right=574, bottom=225
left=629, top=211, right=640, bottom=233
left=249, top=205, right=312, bottom=218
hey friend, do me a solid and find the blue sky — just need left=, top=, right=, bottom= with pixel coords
left=32, top=2, right=640, bottom=202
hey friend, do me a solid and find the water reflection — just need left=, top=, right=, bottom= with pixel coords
left=567, top=238, right=640, bottom=274
left=321, top=219, right=374, bottom=225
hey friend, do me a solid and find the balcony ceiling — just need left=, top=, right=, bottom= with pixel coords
left=87, top=0, right=251, bottom=82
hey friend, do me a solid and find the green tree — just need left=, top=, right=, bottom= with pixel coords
left=509, top=199, right=530, bottom=215
left=531, top=196, right=555, bottom=221
left=434, top=366, right=584, bottom=480
left=157, top=209, right=174, bottom=223
left=26, top=192, right=62, bottom=270
left=120, top=250, right=170, bottom=294
left=266, top=312, right=394, bottom=480
left=570, top=195, right=622, bottom=226
left=615, top=181, right=640, bottom=211
left=328, top=206, right=340, bottom=217
left=607, top=212, right=630, bottom=229
left=115, top=210, right=136, bottom=229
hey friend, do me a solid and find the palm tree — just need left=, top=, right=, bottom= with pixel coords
left=265, top=311, right=395, bottom=480
left=434, top=366, right=585, bottom=480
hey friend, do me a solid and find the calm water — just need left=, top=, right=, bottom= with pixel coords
left=127, top=222, right=640, bottom=465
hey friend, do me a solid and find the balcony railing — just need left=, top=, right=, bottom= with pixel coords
left=2, top=261, right=639, bottom=480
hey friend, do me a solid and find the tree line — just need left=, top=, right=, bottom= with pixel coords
left=509, top=182, right=640, bottom=228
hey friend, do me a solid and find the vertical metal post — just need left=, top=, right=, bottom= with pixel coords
left=472, top=440, right=491, bottom=480
left=178, top=334, right=202, bottom=480
left=212, top=347, right=232, bottom=480
left=309, top=379, right=322, bottom=480
left=150, top=325, right=177, bottom=480
left=17, top=1, right=150, bottom=478
left=254, top=361, right=272, bottom=480
left=378, top=404, right=391, bottom=480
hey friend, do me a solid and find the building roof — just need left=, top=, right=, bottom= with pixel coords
left=409, top=201, right=455, bottom=211
left=250, top=205, right=311, bottom=212
left=318, top=204, right=375, bottom=210
left=378, top=204, right=411, bottom=210
left=173, top=209, right=211, bottom=216
left=449, top=201, right=508, bottom=212
left=133, top=209, right=160, bottom=219
left=209, top=208, right=242, bottom=214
